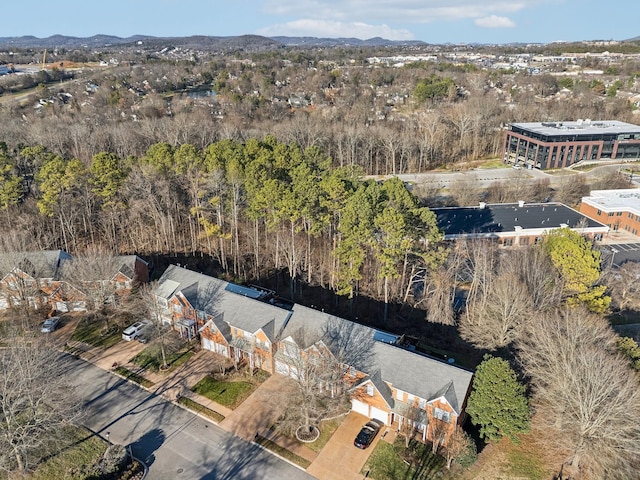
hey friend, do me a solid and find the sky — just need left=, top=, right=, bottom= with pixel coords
left=2, top=0, right=638, bottom=45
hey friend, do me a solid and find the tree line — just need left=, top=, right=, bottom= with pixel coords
left=0, top=139, right=442, bottom=318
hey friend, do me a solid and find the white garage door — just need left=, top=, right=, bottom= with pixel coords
left=215, top=342, right=228, bottom=356
left=351, top=399, right=369, bottom=417
left=370, top=406, right=389, bottom=425
left=202, top=339, right=229, bottom=357
left=275, top=360, right=290, bottom=376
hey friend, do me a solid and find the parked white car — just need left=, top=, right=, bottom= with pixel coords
left=122, top=321, right=149, bottom=341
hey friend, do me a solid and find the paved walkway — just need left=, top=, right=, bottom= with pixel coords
left=56, top=320, right=337, bottom=474
left=219, top=374, right=296, bottom=440
left=58, top=320, right=234, bottom=419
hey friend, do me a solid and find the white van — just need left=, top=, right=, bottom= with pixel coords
left=122, top=321, right=149, bottom=341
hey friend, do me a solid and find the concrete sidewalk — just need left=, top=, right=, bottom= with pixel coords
left=219, top=374, right=295, bottom=440
left=60, top=322, right=326, bottom=473
left=219, top=374, right=318, bottom=463
left=60, top=321, right=234, bottom=420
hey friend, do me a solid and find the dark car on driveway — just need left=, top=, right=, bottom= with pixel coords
left=354, top=420, right=383, bottom=449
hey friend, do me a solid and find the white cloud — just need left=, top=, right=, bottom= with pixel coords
left=262, top=0, right=537, bottom=23
left=257, top=19, right=414, bottom=41
left=474, top=15, right=516, bottom=28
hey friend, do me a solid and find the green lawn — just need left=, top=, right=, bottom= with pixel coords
left=177, top=396, right=225, bottom=422
left=363, top=438, right=446, bottom=480
left=114, top=366, right=155, bottom=388
left=70, top=319, right=122, bottom=350
left=306, top=418, right=342, bottom=453
left=30, top=427, right=106, bottom=480
left=131, top=343, right=196, bottom=373
left=254, top=435, right=311, bottom=469
left=478, top=158, right=509, bottom=169
left=191, top=375, right=255, bottom=408
left=507, top=448, right=548, bottom=480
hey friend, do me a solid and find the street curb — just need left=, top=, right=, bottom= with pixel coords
left=108, top=367, right=155, bottom=392
left=132, top=456, right=148, bottom=479
left=250, top=440, right=309, bottom=472
left=171, top=397, right=222, bottom=425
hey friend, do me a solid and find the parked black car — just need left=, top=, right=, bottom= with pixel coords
left=354, top=420, right=383, bottom=449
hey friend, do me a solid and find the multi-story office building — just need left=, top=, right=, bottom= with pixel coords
left=503, top=120, right=640, bottom=169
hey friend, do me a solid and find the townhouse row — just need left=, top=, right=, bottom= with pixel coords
left=152, top=264, right=474, bottom=445
left=0, top=250, right=148, bottom=312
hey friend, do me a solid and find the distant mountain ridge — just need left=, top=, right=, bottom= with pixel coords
left=270, top=36, right=427, bottom=47
left=0, top=34, right=637, bottom=50
left=0, top=34, right=424, bottom=50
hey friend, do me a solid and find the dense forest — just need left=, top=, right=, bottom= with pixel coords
left=0, top=139, right=444, bottom=321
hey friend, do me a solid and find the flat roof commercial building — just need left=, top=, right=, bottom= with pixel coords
left=503, top=120, right=640, bottom=169
left=433, top=201, right=609, bottom=246
left=580, top=189, right=640, bottom=237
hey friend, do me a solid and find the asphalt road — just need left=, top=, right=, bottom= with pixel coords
left=373, top=162, right=640, bottom=190
left=64, top=355, right=315, bottom=480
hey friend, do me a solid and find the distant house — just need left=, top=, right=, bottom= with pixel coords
left=288, top=93, right=311, bottom=108
left=111, top=255, right=149, bottom=291
left=0, top=251, right=149, bottom=313
left=153, top=265, right=474, bottom=445
left=432, top=201, right=609, bottom=246
left=0, top=250, right=72, bottom=310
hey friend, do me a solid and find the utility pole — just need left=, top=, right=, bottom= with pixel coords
left=42, top=49, right=47, bottom=70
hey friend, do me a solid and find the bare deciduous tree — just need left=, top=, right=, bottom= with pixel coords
left=276, top=319, right=376, bottom=438
left=459, top=272, right=532, bottom=350
left=424, top=265, right=456, bottom=326
left=430, top=418, right=450, bottom=454
left=444, top=425, right=474, bottom=469
left=552, top=175, right=589, bottom=206
left=124, top=282, right=181, bottom=370
left=603, top=261, right=640, bottom=312
left=0, top=331, right=84, bottom=473
left=502, top=246, right=562, bottom=312
left=61, top=244, right=123, bottom=313
left=517, top=308, right=640, bottom=479
left=395, top=402, right=427, bottom=448
left=447, top=176, right=483, bottom=207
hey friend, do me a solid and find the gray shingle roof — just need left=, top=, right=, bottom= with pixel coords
left=154, top=265, right=291, bottom=340
left=282, top=304, right=473, bottom=414
left=370, top=342, right=472, bottom=415
left=156, top=265, right=474, bottom=413
left=0, top=250, right=72, bottom=279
